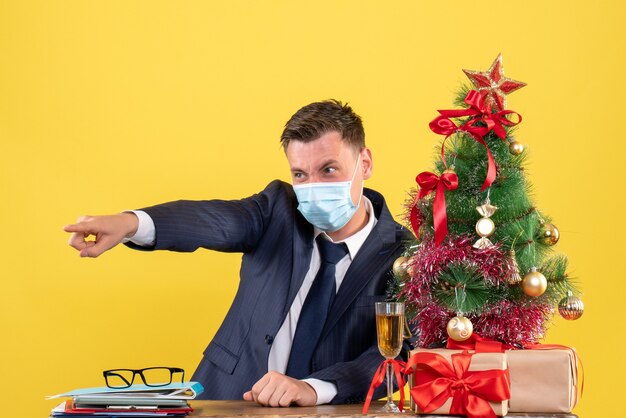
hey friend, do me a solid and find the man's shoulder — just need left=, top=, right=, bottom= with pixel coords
left=255, top=180, right=297, bottom=205
left=250, top=180, right=302, bottom=219
left=363, top=187, right=414, bottom=243
left=263, top=179, right=293, bottom=193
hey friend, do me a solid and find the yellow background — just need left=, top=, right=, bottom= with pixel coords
left=1, top=1, right=623, bottom=416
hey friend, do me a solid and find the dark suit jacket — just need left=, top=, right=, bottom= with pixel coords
left=132, top=180, right=413, bottom=404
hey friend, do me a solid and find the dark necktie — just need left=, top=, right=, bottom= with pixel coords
left=285, top=236, right=349, bottom=379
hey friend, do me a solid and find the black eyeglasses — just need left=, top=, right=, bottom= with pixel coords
left=103, top=367, right=185, bottom=388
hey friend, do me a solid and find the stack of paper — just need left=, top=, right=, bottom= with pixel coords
left=47, top=382, right=204, bottom=418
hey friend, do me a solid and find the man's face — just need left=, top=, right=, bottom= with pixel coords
left=285, top=131, right=373, bottom=206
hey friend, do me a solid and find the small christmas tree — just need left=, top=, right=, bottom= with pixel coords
left=394, top=54, right=584, bottom=348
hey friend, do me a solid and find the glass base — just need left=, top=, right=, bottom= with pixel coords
left=379, top=401, right=401, bottom=413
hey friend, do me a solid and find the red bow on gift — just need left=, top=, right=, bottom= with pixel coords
left=410, top=170, right=458, bottom=246
left=405, top=351, right=510, bottom=418
left=429, top=90, right=521, bottom=191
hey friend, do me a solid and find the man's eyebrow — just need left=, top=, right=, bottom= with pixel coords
left=318, top=159, right=340, bottom=169
left=290, top=159, right=340, bottom=173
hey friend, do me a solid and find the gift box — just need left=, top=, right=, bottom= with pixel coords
left=507, top=347, right=579, bottom=413
left=407, top=349, right=509, bottom=417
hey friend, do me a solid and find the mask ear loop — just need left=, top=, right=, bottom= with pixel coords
left=350, top=153, right=363, bottom=208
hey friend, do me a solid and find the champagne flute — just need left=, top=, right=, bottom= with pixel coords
left=375, top=302, right=405, bottom=413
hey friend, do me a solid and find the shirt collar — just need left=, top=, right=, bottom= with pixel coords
left=314, top=196, right=378, bottom=259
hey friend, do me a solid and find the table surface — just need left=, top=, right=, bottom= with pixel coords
left=188, top=400, right=579, bottom=417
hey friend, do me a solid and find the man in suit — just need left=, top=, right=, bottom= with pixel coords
left=64, top=100, right=413, bottom=407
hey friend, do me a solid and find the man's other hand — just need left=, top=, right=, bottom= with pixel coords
left=243, top=371, right=317, bottom=407
left=64, top=213, right=139, bottom=258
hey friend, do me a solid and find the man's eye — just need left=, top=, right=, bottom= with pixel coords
left=323, top=167, right=336, bottom=174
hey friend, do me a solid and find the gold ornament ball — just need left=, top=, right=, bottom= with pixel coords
left=539, top=223, right=560, bottom=246
left=392, top=256, right=409, bottom=277
left=558, top=292, right=584, bottom=320
left=522, top=269, right=548, bottom=297
left=406, top=263, right=416, bottom=278
left=509, top=141, right=524, bottom=155
left=475, top=217, right=495, bottom=237
left=447, top=315, right=473, bottom=342
left=443, top=167, right=457, bottom=176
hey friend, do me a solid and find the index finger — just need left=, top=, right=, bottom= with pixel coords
left=63, top=222, right=92, bottom=234
left=249, top=373, right=272, bottom=403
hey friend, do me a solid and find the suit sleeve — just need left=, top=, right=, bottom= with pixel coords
left=126, top=180, right=289, bottom=253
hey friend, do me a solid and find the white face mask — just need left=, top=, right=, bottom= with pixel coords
left=293, top=155, right=362, bottom=232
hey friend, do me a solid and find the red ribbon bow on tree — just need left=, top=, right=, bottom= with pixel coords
left=410, top=169, right=458, bottom=246
left=429, top=90, right=522, bottom=191
left=405, top=351, right=510, bottom=418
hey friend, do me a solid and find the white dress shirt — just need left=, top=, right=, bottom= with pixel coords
left=125, top=197, right=378, bottom=404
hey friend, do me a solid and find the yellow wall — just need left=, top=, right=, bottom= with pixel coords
left=1, top=1, right=623, bottom=416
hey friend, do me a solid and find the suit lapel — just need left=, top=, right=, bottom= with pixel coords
left=323, top=232, right=388, bottom=332
left=284, top=214, right=314, bottom=317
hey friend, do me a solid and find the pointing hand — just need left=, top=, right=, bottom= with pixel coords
left=64, top=213, right=138, bottom=258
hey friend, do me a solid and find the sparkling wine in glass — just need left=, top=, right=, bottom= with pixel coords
left=375, top=302, right=405, bottom=413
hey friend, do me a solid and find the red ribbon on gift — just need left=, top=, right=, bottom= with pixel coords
left=405, top=351, right=510, bottom=418
left=429, top=90, right=521, bottom=191
left=446, top=332, right=508, bottom=353
left=410, top=170, right=458, bottom=246
left=362, top=359, right=407, bottom=414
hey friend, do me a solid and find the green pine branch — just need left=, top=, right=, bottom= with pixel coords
left=432, top=262, right=505, bottom=314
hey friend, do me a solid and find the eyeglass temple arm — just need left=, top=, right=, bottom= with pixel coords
left=171, top=368, right=185, bottom=382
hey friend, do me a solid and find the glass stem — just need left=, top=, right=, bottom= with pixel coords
left=386, top=362, right=395, bottom=407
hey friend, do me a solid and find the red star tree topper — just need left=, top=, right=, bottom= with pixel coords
left=463, top=53, right=526, bottom=111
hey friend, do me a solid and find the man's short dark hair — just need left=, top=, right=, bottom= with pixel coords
left=280, top=99, right=365, bottom=152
